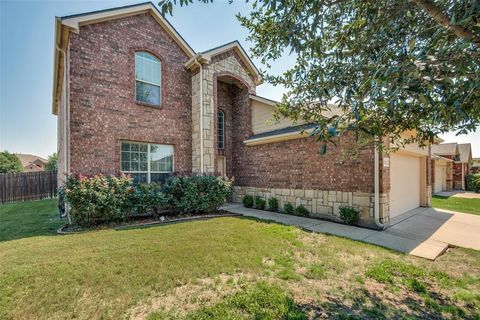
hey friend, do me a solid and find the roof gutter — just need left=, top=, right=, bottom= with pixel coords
left=374, top=138, right=384, bottom=230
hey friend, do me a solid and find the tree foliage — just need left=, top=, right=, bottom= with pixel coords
left=45, top=152, right=58, bottom=171
left=160, top=0, right=480, bottom=149
left=0, top=151, right=23, bottom=173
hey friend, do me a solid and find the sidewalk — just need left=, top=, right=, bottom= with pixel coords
left=221, top=203, right=451, bottom=260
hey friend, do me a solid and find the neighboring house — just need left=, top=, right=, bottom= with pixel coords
left=471, top=158, right=480, bottom=174
left=15, top=154, right=47, bottom=172
left=52, top=2, right=434, bottom=228
left=431, top=143, right=472, bottom=190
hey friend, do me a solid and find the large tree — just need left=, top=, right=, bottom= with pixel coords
left=45, top=153, right=58, bottom=171
left=0, top=151, right=23, bottom=173
left=161, top=0, right=479, bottom=150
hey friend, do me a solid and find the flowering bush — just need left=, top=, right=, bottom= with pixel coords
left=63, top=174, right=134, bottom=226
left=163, top=175, right=233, bottom=214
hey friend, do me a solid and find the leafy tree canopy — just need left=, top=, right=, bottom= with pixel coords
left=0, top=151, right=23, bottom=173
left=45, top=153, right=58, bottom=171
left=160, top=0, right=479, bottom=150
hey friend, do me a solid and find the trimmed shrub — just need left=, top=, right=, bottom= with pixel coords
left=63, top=174, right=134, bottom=227
left=339, top=206, right=360, bottom=225
left=243, top=195, right=254, bottom=208
left=128, top=182, right=167, bottom=217
left=283, top=202, right=294, bottom=215
left=163, top=175, right=232, bottom=214
left=255, top=196, right=266, bottom=210
left=268, top=197, right=279, bottom=211
left=466, top=174, right=480, bottom=192
left=295, top=204, right=309, bottom=216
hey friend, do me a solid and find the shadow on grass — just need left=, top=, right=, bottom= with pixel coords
left=0, top=199, right=65, bottom=242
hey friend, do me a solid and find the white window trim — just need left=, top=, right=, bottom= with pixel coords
left=121, top=141, right=174, bottom=183
left=135, top=52, right=162, bottom=106
left=218, top=110, right=225, bottom=149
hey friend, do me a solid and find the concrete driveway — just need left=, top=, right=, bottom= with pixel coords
left=222, top=204, right=480, bottom=260
left=435, top=191, right=480, bottom=199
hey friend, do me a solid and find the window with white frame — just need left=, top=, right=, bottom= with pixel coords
left=217, top=110, right=225, bottom=149
left=121, top=142, right=173, bottom=183
left=135, top=51, right=161, bottom=106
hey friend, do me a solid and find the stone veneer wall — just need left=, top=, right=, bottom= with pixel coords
left=232, top=186, right=389, bottom=227
left=191, top=50, right=256, bottom=173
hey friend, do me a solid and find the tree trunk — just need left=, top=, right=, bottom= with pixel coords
left=412, top=0, right=480, bottom=46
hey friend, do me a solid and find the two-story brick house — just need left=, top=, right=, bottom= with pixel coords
left=52, top=2, right=433, bottom=228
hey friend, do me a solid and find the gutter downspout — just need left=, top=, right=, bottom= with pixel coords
left=374, top=139, right=384, bottom=230
left=55, top=43, right=72, bottom=225
left=193, top=57, right=204, bottom=174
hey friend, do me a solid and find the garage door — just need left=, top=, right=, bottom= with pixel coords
left=390, top=153, right=421, bottom=218
left=434, top=164, right=446, bottom=193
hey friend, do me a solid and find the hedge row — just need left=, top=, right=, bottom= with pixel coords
left=61, top=174, right=232, bottom=227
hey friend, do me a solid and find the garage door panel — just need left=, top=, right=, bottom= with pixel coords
left=434, top=164, right=446, bottom=193
left=390, top=153, right=421, bottom=218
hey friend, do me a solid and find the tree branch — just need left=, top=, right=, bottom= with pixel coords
left=412, top=0, right=480, bottom=46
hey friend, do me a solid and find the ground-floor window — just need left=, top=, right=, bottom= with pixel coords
left=121, top=141, right=173, bottom=184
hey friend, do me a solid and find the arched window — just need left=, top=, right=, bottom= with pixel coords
left=217, top=110, right=225, bottom=149
left=135, top=51, right=161, bottom=106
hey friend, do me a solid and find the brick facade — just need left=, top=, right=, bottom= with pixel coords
left=57, top=7, right=435, bottom=228
left=68, top=13, right=192, bottom=176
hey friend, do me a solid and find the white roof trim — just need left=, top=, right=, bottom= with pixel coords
left=243, top=128, right=314, bottom=146
left=185, top=41, right=262, bottom=85
left=61, top=2, right=195, bottom=58
left=249, top=94, right=278, bottom=106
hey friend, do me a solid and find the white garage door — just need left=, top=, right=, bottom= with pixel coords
left=434, top=164, right=446, bottom=193
left=390, top=153, right=421, bottom=218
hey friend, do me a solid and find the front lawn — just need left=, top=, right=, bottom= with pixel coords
left=432, top=195, right=480, bottom=215
left=0, top=199, right=64, bottom=242
left=0, top=199, right=479, bottom=319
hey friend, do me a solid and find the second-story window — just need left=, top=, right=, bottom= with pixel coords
left=135, top=51, right=161, bottom=106
left=217, top=110, right=225, bottom=149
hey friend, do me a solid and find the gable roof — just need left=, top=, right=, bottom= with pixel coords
left=185, top=41, right=262, bottom=85
left=457, top=143, right=472, bottom=163
left=431, top=143, right=459, bottom=156
left=15, top=154, right=47, bottom=167
left=52, top=2, right=195, bottom=115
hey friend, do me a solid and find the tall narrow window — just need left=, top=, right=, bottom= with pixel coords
left=217, top=110, right=225, bottom=149
left=135, top=51, right=161, bottom=106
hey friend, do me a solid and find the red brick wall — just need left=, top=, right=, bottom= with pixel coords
left=68, top=13, right=192, bottom=176
left=230, top=99, right=375, bottom=193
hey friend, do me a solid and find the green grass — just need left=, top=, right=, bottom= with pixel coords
left=0, top=199, right=479, bottom=319
left=0, top=199, right=64, bottom=242
left=432, top=195, right=480, bottom=215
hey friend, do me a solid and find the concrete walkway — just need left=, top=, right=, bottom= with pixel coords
left=222, top=203, right=480, bottom=260
left=435, top=191, right=480, bottom=199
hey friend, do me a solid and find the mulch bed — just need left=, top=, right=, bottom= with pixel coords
left=57, top=210, right=241, bottom=234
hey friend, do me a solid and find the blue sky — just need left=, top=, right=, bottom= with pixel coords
left=0, top=0, right=478, bottom=158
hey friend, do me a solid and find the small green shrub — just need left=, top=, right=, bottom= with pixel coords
left=339, top=206, right=360, bottom=225
left=64, top=174, right=134, bottom=227
left=466, top=173, right=480, bottom=192
left=268, top=197, right=279, bottom=211
left=283, top=202, right=294, bottom=215
left=243, top=195, right=254, bottom=208
left=295, top=204, right=309, bottom=216
left=163, top=175, right=232, bottom=214
left=255, top=196, right=266, bottom=210
left=128, top=183, right=167, bottom=217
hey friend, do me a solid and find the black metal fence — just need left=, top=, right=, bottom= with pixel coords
left=0, top=171, right=57, bottom=204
